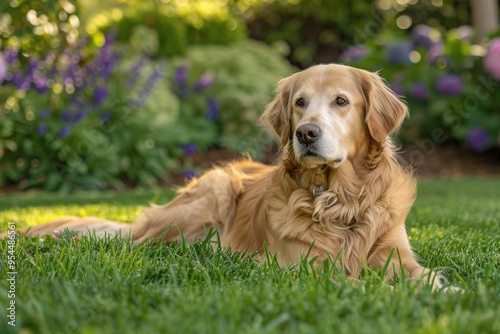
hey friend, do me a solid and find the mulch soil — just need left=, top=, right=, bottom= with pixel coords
left=165, top=144, right=500, bottom=187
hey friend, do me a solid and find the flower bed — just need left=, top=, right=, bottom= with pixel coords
left=342, top=24, right=500, bottom=153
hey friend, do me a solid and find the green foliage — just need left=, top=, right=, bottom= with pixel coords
left=344, top=26, right=500, bottom=152
left=1, top=33, right=293, bottom=191
left=93, top=1, right=247, bottom=58
left=0, top=0, right=81, bottom=53
left=399, top=0, right=472, bottom=31
left=247, top=0, right=382, bottom=67
left=1, top=92, right=122, bottom=191
left=114, top=10, right=187, bottom=57
left=177, top=41, right=295, bottom=156
left=0, top=179, right=499, bottom=333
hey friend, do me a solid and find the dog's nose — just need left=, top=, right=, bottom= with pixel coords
left=296, top=123, right=321, bottom=145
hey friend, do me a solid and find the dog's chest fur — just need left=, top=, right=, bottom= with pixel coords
left=265, top=164, right=392, bottom=271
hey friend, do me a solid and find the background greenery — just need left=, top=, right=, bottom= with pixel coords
left=0, top=179, right=499, bottom=334
left=1, top=0, right=499, bottom=191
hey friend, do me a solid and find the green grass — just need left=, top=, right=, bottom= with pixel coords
left=1, top=179, right=499, bottom=334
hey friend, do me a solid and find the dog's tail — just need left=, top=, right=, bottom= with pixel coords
left=1, top=217, right=133, bottom=239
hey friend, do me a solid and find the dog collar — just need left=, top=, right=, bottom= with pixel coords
left=291, top=166, right=328, bottom=198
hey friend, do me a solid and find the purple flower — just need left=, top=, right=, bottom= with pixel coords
left=43, top=51, right=56, bottom=66
left=27, top=57, right=37, bottom=77
left=133, top=63, right=165, bottom=108
left=101, top=112, right=112, bottom=123
left=33, top=74, right=48, bottom=93
left=37, top=124, right=47, bottom=135
left=0, top=53, right=7, bottom=84
left=143, top=65, right=164, bottom=91
left=436, top=74, right=463, bottom=97
left=131, top=59, right=145, bottom=77
left=93, top=86, right=109, bottom=107
left=73, top=109, right=88, bottom=124
left=10, top=71, right=22, bottom=88
left=60, top=108, right=86, bottom=125
left=410, top=83, right=429, bottom=101
left=182, top=169, right=197, bottom=179
left=411, top=24, right=442, bottom=50
left=39, top=109, right=51, bottom=119
left=60, top=126, right=71, bottom=138
left=386, top=41, right=412, bottom=65
left=126, top=59, right=145, bottom=89
left=389, top=84, right=404, bottom=97
left=484, top=38, right=500, bottom=81
left=61, top=110, right=73, bottom=122
left=182, top=143, right=197, bottom=156
left=91, top=33, right=120, bottom=81
left=206, top=98, right=219, bottom=120
left=174, top=65, right=188, bottom=88
left=467, top=128, right=491, bottom=152
left=341, top=45, right=367, bottom=62
left=194, top=74, right=214, bottom=91
left=427, top=43, right=445, bottom=64
left=4, top=48, right=19, bottom=66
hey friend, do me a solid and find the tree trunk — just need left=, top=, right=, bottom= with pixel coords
left=471, top=0, right=499, bottom=42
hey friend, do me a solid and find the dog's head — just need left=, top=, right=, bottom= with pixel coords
left=261, top=64, right=408, bottom=169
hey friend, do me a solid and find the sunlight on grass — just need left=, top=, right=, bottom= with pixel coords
left=0, top=179, right=499, bottom=334
left=1, top=205, right=145, bottom=228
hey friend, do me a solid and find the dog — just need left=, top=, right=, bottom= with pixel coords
left=10, top=64, right=449, bottom=290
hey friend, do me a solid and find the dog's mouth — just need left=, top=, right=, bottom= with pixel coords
left=298, top=147, right=343, bottom=166
left=303, top=149, right=320, bottom=157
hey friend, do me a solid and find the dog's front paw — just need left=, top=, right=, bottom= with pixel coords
left=441, top=286, right=464, bottom=294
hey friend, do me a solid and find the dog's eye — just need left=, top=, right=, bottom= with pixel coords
left=295, top=98, right=305, bottom=107
left=336, top=96, right=348, bottom=106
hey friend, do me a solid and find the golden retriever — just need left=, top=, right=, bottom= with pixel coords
left=12, top=64, right=450, bottom=290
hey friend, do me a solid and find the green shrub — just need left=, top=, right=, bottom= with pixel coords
left=175, top=40, right=295, bottom=156
left=0, top=0, right=81, bottom=55
left=114, top=10, right=187, bottom=57
left=0, top=35, right=294, bottom=191
left=92, top=2, right=247, bottom=58
left=246, top=0, right=382, bottom=67
left=342, top=25, right=500, bottom=152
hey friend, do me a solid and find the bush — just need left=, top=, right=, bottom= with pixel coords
left=1, top=34, right=127, bottom=191
left=0, top=0, right=81, bottom=55
left=175, top=41, right=295, bottom=156
left=0, top=34, right=294, bottom=191
left=246, top=0, right=382, bottom=67
left=91, top=2, right=247, bottom=58
left=342, top=25, right=500, bottom=152
left=114, top=10, right=187, bottom=57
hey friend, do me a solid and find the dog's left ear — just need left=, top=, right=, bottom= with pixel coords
left=259, top=75, right=295, bottom=148
left=359, top=70, right=409, bottom=143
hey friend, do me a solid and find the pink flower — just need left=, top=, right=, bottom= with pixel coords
left=484, top=38, right=500, bottom=81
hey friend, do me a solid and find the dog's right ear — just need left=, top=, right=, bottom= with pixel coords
left=259, top=76, right=295, bottom=148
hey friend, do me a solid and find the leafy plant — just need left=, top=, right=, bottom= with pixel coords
left=246, top=0, right=383, bottom=67
left=342, top=25, right=500, bottom=153
left=0, top=0, right=81, bottom=54
left=1, top=31, right=294, bottom=191
left=175, top=41, right=295, bottom=157
left=91, top=1, right=247, bottom=58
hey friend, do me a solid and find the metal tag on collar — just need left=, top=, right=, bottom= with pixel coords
left=313, top=185, right=325, bottom=198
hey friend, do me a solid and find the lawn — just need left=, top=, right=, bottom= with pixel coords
left=0, top=179, right=499, bottom=334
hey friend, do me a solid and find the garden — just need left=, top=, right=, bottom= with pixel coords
left=0, top=0, right=499, bottom=333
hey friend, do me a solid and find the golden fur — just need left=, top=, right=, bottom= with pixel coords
left=10, top=64, right=449, bottom=289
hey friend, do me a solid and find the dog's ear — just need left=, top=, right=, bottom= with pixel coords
left=259, top=75, right=295, bottom=148
left=359, top=70, right=409, bottom=143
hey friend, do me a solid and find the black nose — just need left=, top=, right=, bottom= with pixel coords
left=295, top=123, right=321, bottom=145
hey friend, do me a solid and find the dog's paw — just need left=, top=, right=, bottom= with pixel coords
left=441, top=286, right=464, bottom=294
